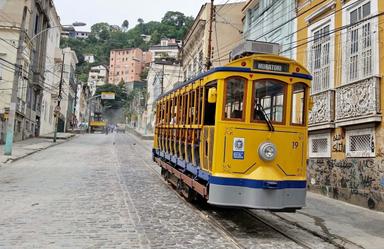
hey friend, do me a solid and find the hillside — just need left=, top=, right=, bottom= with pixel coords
left=60, top=11, right=194, bottom=82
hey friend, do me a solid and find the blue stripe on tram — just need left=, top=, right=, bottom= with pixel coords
left=209, top=176, right=307, bottom=189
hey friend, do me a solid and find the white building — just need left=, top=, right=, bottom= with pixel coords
left=40, top=5, right=61, bottom=136
left=88, top=65, right=108, bottom=95
left=75, top=31, right=89, bottom=39
left=143, top=39, right=182, bottom=134
left=55, top=47, right=78, bottom=132
left=242, top=0, right=297, bottom=59
left=75, top=83, right=91, bottom=126
left=84, top=54, right=95, bottom=63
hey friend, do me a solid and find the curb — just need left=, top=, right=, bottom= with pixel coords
left=127, top=128, right=154, bottom=140
left=1, top=135, right=76, bottom=165
left=38, top=134, right=76, bottom=140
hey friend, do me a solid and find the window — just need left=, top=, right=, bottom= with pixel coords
left=204, top=82, right=217, bottom=125
left=309, top=133, right=331, bottom=158
left=34, top=15, right=39, bottom=35
left=252, top=79, right=285, bottom=123
left=310, top=24, right=330, bottom=94
left=346, top=128, right=375, bottom=157
left=198, top=51, right=203, bottom=73
left=223, top=77, right=247, bottom=120
left=291, top=84, right=307, bottom=125
left=345, top=1, right=373, bottom=83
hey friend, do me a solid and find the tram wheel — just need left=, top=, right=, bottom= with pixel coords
left=181, top=183, right=196, bottom=203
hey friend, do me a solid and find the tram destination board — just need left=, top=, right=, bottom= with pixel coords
left=254, top=60, right=289, bottom=73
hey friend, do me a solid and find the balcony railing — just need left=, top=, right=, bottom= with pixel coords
left=309, top=90, right=335, bottom=129
left=16, top=98, right=26, bottom=115
left=336, top=77, right=380, bottom=123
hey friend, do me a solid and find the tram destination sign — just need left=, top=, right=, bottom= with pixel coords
left=253, top=60, right=289, bottom=73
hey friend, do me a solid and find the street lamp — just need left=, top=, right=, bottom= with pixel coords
left=29, top=22, right=86, bottom=43
left=4, top=22, right=86, bottom=155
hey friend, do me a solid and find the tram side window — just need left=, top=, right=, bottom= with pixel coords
left=291, top=84, right=306, bottom=125
left=204, top=82, right=217, bottom=125
left=223, top=77, right=246, bottom=120
left=253, top=79, right=285, bottom=123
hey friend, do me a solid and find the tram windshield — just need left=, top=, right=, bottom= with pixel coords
left=253, top=79, right=286, bottom=123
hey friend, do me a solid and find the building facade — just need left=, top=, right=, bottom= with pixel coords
left=108, top=48, right=150, bottom=85
left=0, top=0, right=58, bottom=142
left=56, top=47, right=78, bottom=132
left=296, top=0, right=384, bottom=211
left=242, top=0, right=297, bottom=58
left=143, top=38, right=182, bottom=134
left=75, top=83, right=90, bottom=127
left=39, top=4, right=61, bottom=136
left=182, top=1, right=245, bottom=80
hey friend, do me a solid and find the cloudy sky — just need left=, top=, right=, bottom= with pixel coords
left=54, top=0, right=244, bottom=31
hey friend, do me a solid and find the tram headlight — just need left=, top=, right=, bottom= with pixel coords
left=258, top=142, right=277, bottom=161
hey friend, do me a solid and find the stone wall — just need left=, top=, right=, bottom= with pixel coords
left=308, top=157, right=384, bottom=211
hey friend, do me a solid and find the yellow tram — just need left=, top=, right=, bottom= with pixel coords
left=153, top=42, right=311, bottom=211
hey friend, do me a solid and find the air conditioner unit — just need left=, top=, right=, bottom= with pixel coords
left=230, top=41, right=281, bottom=61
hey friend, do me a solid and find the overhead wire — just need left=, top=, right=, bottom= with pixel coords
left=210, top=0, right=330, bottom=63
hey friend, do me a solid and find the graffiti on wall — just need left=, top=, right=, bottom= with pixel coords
left=308, top=158, right=384, bottom=210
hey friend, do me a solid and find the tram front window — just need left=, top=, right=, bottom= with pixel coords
left=223, top=77, right=247, bottom=120
left=291, top=83, right=306, bottom=125
left=253, top=79, right=286, bottom=123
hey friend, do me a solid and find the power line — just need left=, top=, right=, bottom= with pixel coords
left=275, top=1, right=353, bottom=45
left=210, top=0, right=329, bottom=63
left=280, top=10, right=384, bottom=55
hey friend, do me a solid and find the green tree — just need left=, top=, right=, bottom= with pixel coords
left=122, top=20, right=129, bottom=32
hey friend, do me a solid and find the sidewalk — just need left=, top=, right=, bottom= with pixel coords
left=127, top=127, right=154, bottom=140
left=261, top=192, right=384, bottom=249
left=0, top=133, right=75, bottom=165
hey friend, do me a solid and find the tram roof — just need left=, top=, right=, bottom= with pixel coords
left=157, top=56, right=312, bottom=101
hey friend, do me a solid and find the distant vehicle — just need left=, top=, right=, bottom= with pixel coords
left=116, top=123, right=126, bottom=133
left=89, top=112, right=106, bottom=133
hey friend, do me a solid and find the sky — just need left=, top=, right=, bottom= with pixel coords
left=54, top=0, right=244, bottom=32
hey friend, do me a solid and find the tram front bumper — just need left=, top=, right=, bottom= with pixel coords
left=208, top=181, right=306, bottom=210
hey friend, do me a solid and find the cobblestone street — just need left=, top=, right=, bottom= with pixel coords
left=1, top=133, right=383, bottom=249
left=0, top=134, right=238, bottom=249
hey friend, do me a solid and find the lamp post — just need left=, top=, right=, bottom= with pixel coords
left=4, top=22, right=85, bottom=154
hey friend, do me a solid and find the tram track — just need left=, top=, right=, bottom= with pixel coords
left=242, top=209, right=313, bottom=249
left=118, top=133, right=337, bottom=249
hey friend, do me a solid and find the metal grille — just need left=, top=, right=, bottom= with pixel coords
left=312, top=138, right=328, bottom=153
left=349, top=134, right=372, bottom=152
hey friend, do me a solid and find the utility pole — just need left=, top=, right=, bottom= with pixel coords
left=72, top=80, right=79, bottom=132
left=53, top=52, right=65, bottom=142
left=160, top=63, right=164, bottom=95
left=206, top=0, right=214, bottom=70
left=4, top=8, right=27, bottom=155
